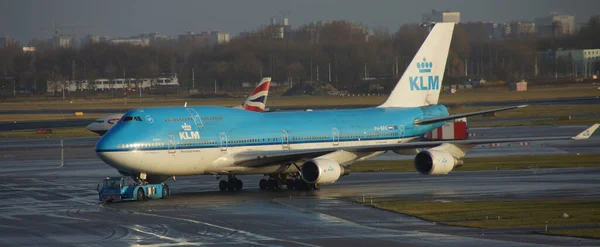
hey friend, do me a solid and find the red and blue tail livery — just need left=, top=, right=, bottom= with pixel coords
left=242, top=77, right=270, bottom=112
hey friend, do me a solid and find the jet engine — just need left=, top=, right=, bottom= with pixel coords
left=300, top=158, right=350, bottom=184
left=414, top=150, right=461, bottom=175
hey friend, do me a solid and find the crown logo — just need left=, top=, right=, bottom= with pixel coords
left=181, top=123, right=192, bottom=131
left=416, top=58, right=432, bottom=73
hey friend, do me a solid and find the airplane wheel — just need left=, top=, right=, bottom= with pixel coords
left=219, top=180, right=228, bottom=192
left=259, top=179, right=267, bottom=190
left=267, top=179, right=278, bottom=190
left=286, top=179, right=295, bottom=190
left=136, top=187, right=146, bottom=200
left=235, top=180, right=243, bottom=191
left=227, top=180, right=237, bottom=192
left=312, top=183, right=320, bottom=190
left=161, top=185, right=169, bottom=199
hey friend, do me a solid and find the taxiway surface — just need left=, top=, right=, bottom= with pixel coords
left=1, top=156, right=599, bottom=246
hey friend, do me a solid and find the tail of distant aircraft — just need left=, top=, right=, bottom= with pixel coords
left=378, top=23, right=454, bottom=108
left=241, top=77, right=271, bottom=112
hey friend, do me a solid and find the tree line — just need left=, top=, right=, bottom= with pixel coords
left=1, top=16, right=599, bottom=96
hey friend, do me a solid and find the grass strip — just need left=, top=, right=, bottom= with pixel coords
left=1, top=83, right=598, bottom=110
left=0, top=113, right=107, bottom=122
left=0, top=127, right=98, bottom=138
left=369, top=200, right=600, bottom=231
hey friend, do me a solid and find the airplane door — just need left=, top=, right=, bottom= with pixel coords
left=332, top=128, right=340, bottom=146
left=185, top=108, right=204, bottom=128
left=398, top=125, right=405, bottom=138
left=281, top=130, right=289, bottom=149
left=168, top=135, right=176, bottom=154
left=219, top=132, right=228, bottom=152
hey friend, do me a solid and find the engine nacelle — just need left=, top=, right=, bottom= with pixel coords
left=300, top=158, right=349, bottom=184
left=414, top=150, right=460, bottom=175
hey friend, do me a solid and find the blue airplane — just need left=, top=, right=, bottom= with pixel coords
left=96, top=23, right=599, bottom=192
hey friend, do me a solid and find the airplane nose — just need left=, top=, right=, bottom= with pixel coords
left=95, top=128, right=131, bottom=172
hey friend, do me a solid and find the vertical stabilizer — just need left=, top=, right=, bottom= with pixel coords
left=241, top=77, right=271, bottom=112
left=378, top=23, right=454, bottom=108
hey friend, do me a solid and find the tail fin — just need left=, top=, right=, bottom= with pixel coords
left=378, top=23, right=454, bottom=108
left=242, top=77, right=271, bottom=112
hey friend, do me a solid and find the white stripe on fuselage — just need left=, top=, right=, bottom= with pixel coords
left=98, top=137, right=415, bottom=176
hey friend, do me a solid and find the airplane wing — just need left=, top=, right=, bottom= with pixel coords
left=231, top=124, right=599, bottom=167
left=415, top=105, right=527, bottom=125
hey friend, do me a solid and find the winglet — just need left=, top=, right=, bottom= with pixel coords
left=572, top=124, right=600, bottom=140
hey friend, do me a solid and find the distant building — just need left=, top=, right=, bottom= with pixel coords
left=46, top=74, right=179, bottom=93
left=540, top=49, right=600, bottom=78
left=508, top=21, right=536, bottom=38
left=0, top=36, right=18, bottom=48
left=460, top=22, right=507, bottom=40
left=295, top=20, right=372, bottom=44
left=22, top=46, right=36, bottom=52
left=178, top=32, right=210, bottom=48
left=80, top=34, right=100, bottom=46
left=53, top=35, right=74, bottom=49
left=557, top=49, right=600, bottom=78
left=209, top=31, right=230, bottom=45
left=267, top=16, right=293, bottom=39
left=138, top=32, right=176, bottom=47
left=422, top=9, right=461, bottom=24
left=535, top=13, right=575, bottom=37
left=109, top=38, right=150, bottom=47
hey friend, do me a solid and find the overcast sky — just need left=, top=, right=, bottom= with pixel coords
left=1, top=0, right=598, bottom=43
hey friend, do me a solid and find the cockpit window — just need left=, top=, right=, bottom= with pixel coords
left=95, top=120, right=104, bottom=123
left=123, top=116, right=142, bottom=122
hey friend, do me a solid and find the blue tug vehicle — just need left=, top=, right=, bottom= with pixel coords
left=98, top=177, right=169, bottom=202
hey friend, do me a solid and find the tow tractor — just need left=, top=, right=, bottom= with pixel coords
left=98, top=177, right=169, bottom=202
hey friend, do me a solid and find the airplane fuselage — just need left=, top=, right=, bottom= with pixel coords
left=96, top=105, right=448, bottom=176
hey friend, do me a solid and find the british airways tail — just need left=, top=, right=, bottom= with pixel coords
left=379, top=23, right=454, bottom=108
left=235, top=77, right=271, bottom=112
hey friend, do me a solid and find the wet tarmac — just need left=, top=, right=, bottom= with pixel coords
left=1, top=125, right=600, bottom=246
left=2, top=156, right=600, bottom=246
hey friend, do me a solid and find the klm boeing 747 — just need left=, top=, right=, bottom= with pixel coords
left=96, top=23, right=599, bottom=192
left=87, top=77, right=271, bottom=135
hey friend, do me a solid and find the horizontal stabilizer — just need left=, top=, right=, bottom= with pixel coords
left=415, top=105, right=527, bottom=125
left=572, top=123, right=600, bottom=140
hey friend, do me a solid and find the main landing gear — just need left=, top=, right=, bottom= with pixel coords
left=219, top=175, right=243, bottom=192
left=259, top=174, right=319, bottom=191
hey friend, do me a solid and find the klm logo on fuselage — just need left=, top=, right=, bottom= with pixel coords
left=409, top=58, right=439, bottom=91
left=179, top=123, right=200, bottom=140
left=179, top=131, right=200, bottom=140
